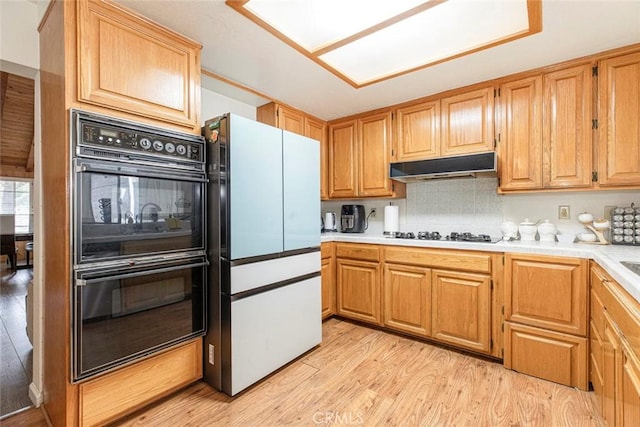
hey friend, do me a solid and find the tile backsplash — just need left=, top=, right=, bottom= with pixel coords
left=322, top=176, right=639, bottom=240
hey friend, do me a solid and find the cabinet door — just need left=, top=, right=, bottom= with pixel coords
left=277, top=105, right=305, bottom=135
left=305, top=117, right=329, bottom=200
left=598, top=52, right=640, bottom=187
left=358, top=111, right=395, bottom=197
left=321, top=256, right=335, bottom=319
left=498, top=76, right=543, bottom=191
left=621, top=342, right=640, bottom=427
left=336, top=258, right=381, bottom=325
left=504, top=322, right=588, bottom=389
left=383, top=263, right=431, bottom=337
left=77, top=0, right=200, bottom=130
left=394, top=100, right=440, bottom=161
left=328, top=120, right=357, bottom=198
left=603, top=311, right=622, bottom=426
left=431, top=269, right=491, bottom=353
left=543, top=64, right=593, bottom=188
left=441, top=86, right=494, bottom=156
left=505, top=254, right=588, bottom=336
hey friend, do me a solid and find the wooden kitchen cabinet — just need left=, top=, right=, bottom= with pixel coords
left=499, top=64, right=592, bottom=192
left=358, top=111, right=396, bottom=197
left=505, top=254, right=588, bottom=336
left=306, top=117, right=329, bottom=200
left=77, top=0, right=201, bottom=131
left=620, top=340, right=640, bottom=426
left=336, top=244, right=381, bottom=325
left=320, top=243, right=335, bottom=319
left=543, top=64, right=593, bottom=189
left=504, top=253, right=588, bottom=389
left=383, top=263, right=431, bottom=337
left=598, top=51, right=640, bottom=187
left=441, top=86, right=494, bottom=156
left=329, top=114, right=404, bottom=199
left=498, top=75, right=543, bottom=191
left=431, top=269, right=492, bottom=354
left=394, top=100, right=440, bottom=161
left=79, top=338, right=202, bottom=426
left=328, top=119, right=358, bottom=198
left=504, top=322, right=588, bottom=389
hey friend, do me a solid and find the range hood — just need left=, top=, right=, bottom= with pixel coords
left=389, top=151, right=497, bottom=182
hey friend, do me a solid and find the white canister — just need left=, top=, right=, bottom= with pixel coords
left=519, top=218, right=538, bottom=241
left=537, top=220, right=558, bottom=242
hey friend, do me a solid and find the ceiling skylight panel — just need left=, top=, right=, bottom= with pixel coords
left=318, top=0, right=530, bottom=85
left=242, top=0, right=429, bottom=51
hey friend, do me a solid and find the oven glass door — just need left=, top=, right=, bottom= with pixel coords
left=73, top=257, right=206, bottom=381
left=75, top=159, right=205, bottom=263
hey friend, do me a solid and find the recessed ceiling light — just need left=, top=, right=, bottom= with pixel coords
left=227, top=0, right=542, bottom=88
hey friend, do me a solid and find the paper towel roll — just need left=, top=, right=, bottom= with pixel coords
left=384, top=205, right=399, bottom=234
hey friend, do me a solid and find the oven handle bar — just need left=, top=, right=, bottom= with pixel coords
left=74, top=159, right=207, bottom=182
left=75, top=260, right=209, bottom=285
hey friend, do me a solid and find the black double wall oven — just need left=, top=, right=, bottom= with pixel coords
left=71, top=110, right=207, bottom=382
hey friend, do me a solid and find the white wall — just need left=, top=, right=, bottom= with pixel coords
left=201, top=87, right=256, bottom=123
left=0, top=0, right=40, bottom=71
left=322, top=177, right=640, bottom=240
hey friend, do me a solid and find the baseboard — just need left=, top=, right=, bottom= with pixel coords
left=28, top=382, right=43, bottom=406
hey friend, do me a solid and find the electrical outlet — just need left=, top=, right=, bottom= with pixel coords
left=370, top=208, right=376, bottom=217
left=558, top=205, right=570, bottom=220
left=208, top=344, right=214, bottom=365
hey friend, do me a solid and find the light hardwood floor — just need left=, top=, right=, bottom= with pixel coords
left=2, top=318, right=602, bottom=426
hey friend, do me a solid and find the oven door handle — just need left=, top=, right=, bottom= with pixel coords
left=75, top=260, right=209, bottom=285
left=74, top=159, right=206, bottom=182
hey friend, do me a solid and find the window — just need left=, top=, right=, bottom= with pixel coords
left=0, top=179, right=33, bottom=234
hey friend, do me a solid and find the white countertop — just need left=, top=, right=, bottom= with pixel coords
left=321, top=232, right=640, bottom=303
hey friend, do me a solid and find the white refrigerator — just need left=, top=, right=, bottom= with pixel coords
left=203, top=113, right=321, bottom=396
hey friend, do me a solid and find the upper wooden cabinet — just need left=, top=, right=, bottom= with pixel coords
left=598, top=51, right=640, bottom=187
left=329, top=113, right=405, bottom=199
left=441, top=86, right=495, bottom=156
left=257, top=103, right=329, bottom=199
left=394, top=100, right=440, bottom=161
left=358, top=111, right=395, bottom=197
left=328, top=119, right=358, bottom=198
left=498, top=75, right=543, bottom=191
left=543, top=64, right=593, bottom=189
left=77, top=0, right=201, bottom=131
left=499, top=64, right=593, bottom=192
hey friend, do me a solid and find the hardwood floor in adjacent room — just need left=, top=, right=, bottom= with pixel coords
left=109, top=318, right=601, bottom=427
left=0, top=267, right=33, bottom=418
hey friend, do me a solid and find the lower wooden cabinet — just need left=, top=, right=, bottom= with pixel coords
left=621, top=340, right=640, bottom=426
left=336, top=258, right=382, bottom=325
left=504, top=322, right=588, bottom=389
left=320, top=247, right=336, bottom=319
left=79, top=338, right=202, bottom=426
left=383, top=263, right=431, bottom=336
left=432, top=269, right=492, bottom=354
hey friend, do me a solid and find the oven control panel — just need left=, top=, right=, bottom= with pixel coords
left=80, top=122, right=203, bottom=163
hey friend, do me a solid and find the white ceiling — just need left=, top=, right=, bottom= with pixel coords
left=114, top=0, right=640, bottom=121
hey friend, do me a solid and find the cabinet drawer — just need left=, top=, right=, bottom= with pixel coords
left=79, top=339, right=202, bottom=426
left=602, top=278, right=640, bottom=362
left=336, top=243, right=380, bottom=262
left=504, top=322, right=588, bottom=390
left=321, top=242, right=333, bottom=259
left=384, top=247, right=491, bottom=273
left=591, top=289, right=605, bottom=338
left=590, top=321, right=604, bottom=388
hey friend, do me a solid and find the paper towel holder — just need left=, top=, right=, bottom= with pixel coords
left=383, top=203, right=399, bottom=236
